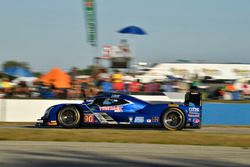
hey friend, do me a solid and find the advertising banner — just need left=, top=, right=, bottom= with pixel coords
left=83, top=0, right=97, bottom=46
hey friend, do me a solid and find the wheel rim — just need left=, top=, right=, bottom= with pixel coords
left=60, top=109, right=77, bottom=126
left=164, top=110, right=183, bottom=129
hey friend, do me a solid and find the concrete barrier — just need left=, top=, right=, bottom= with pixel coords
left=0, top=96, right=249, bottom=125
left=0, top=99, right=82, bottom=122
left=0, top=94, right=185, bottom=122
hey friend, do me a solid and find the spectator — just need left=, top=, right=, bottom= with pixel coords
left=162, top=81, right=173, bottom=92
left=208, top=86, right=225, bottom=99
left=151, top=80, right=160, bottom=94
left=144, top=82, right=153, bottom=93
left=96, top=68, right=109, bottom=87
left=15, top=81, right=30, bottom=98
left=129, top=79, right=141, bottom=93
left=226, top=83, right=235, bottom=92
left=190, top=79, right=200, bottom=91
left=242, top=84, right=250, bottom=95
left=101, top=77, right=113, bottom=92
left=39, top=85, right=55, bottom=99
left=122, top=72, right=134, bottom=92
left=112, top=70, right=124, bottom=91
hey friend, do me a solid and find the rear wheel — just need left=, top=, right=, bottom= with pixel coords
left=162, top=108, right=186, bottom=130
left=57, top=106, right=81, bottom=128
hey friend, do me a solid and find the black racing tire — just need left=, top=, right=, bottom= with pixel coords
left=161, top=108, right=186, bottom=131
left=57, top=106, right=81, bottom=128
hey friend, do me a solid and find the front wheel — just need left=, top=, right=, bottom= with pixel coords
left=57, top=106, right=81, bottom=128
left=161, top=108, right=186, bottom=130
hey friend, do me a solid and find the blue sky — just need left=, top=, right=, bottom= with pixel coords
left=0, top=0, right=250, bottom=72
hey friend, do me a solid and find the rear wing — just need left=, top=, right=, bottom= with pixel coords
left=184, top=92, right=202, bottom=106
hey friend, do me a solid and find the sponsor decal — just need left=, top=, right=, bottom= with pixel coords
left=202, top=68, right=219, bottom=75
left=84, top=115, right=94, bottom=123
left=193, top=118, right=200, bottom=123
left=152, top=116, right=159, bottom=122
left=84, top=0, right=97, bottom=46
left=111, top=94, right=120, bottom=98
left=168, top=104, right=179, bottom=107
left=47, top=120, right=57, bottom=126
left=99, top=106, right=122, bottom=112
left=89, top=107, right=96, bottom=111
left=134, top=117, right=144, bottom=123
left=189, top=111, right=199, bottom=114
left=188, top=118, right=192, bottom=121
left=189, top=107, right=200, bottom=112
left=128, top=117, right=133, bottom=122
left=170, top=68, right=188, bottom=76
left=86, top=99, right=94, bottom=103
left=233, top=69, right=250, bottom=76
left=146, top=119, right=152, bottom=123
left=188, top=114, right=200, bottom=118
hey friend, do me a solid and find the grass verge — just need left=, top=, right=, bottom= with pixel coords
left=0, top=127, right=249, bottom=147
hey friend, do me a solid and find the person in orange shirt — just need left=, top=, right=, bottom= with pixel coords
left=226, top=83, right=235, bottom=92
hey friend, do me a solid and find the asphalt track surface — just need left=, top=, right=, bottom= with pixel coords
left=0, top=125, right=250, bottom=167
left=1, top=124, right=250, bottom=135
left=0, top=141, right=249, bottom=167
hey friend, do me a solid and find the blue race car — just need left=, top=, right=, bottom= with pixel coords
left=36, top=92, right=202, bottom=130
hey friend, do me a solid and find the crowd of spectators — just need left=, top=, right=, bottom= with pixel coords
left=95, top=69, right=191, bottom=95
left=0, top=69, right=250, bottom=100
left=0, top=69, right=186, bottom=99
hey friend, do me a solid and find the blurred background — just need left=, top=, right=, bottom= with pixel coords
left=0, top=0, right=250, bottom=101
